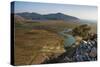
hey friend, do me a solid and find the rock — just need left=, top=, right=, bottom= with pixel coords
left=42, top=33, right=97, bottom=63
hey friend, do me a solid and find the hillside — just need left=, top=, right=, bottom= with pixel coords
left=16, top=12, right=80, bottom=22
left=15, top=29, right=65, bottom=65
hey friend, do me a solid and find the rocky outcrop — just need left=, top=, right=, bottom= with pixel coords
left=42, top=33, right=97, bottom=63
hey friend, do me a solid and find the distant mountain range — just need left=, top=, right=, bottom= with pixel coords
left=15, top=12, right=80, bottom=22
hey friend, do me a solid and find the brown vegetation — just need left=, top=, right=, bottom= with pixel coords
left=15, top=29, right=64, bottom=65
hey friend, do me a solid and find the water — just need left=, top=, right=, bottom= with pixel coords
left=64, top=34, right=75, bottom=47
left=59, top=29, right=76, bottom=47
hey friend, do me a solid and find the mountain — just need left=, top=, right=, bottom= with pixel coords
left=16, top=12, right=80, bottom=22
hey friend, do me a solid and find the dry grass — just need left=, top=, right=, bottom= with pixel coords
left=14, top=19, right=97, bottom=65
left=15, top=29, right=64, bottom=65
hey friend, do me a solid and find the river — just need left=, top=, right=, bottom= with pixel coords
left=59, top=29, right=76, bottom=47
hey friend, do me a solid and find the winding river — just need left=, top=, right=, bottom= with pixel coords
left=59, top=29, right=76, bottom=47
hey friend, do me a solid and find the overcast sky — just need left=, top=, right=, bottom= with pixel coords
left=13, top=1, right=98, bottom=20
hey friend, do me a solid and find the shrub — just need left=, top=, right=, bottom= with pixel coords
left=72, top=24, right=91, bottom=39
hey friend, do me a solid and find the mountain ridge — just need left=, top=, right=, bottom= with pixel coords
left=15, top=12, right=80, bottom=22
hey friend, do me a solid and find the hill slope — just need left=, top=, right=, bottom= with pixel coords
left=16, top=12, right=80, bottom=22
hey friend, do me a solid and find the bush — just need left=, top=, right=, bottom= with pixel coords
left=72, top=24, right=91, bottom=38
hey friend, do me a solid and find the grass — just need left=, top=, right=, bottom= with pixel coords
left=14, top=19, right=97, bottom=65
left=15, top=28, right=64, bottom=65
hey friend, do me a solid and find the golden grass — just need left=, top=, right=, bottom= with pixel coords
left=15, top=29, right=64, bottom=65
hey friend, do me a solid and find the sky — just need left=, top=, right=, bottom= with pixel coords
left=13, top=1, right=98, bottom=20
